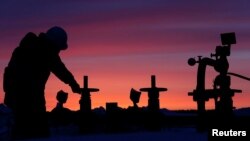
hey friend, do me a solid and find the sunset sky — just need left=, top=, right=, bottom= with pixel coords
left=1, top=0, right=250, bottom=111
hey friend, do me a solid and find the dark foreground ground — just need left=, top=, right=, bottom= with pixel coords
left=1, top=106, right=250, bottom=141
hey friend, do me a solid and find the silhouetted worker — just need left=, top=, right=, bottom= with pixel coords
left=51, top=90, right=73, bottom=126
left=3, top=26, right=81, bottom=139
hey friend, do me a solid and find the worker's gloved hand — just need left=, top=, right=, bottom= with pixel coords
left=70, top=82, right=81, bottom=94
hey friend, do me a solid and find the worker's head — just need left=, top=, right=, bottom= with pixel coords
left=46, top=26, right=68, bottom=50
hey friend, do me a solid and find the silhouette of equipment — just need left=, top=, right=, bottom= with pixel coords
left=188, top=32, right=242, bottom=114
left=140, top=75, right=167, bottom=111
left=79, top=76, right=99, bottom=112
left=51, top=90, right=73, bottom=126
left=227, top=72, right=250, bottom=81
left=130, top=88, right=141, bottom=108
left=56, top=90, right=68, bottom=104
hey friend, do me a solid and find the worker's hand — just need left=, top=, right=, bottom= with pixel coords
left=70, top=82, right=81, bottom=94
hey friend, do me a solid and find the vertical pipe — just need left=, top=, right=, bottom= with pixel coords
left=151, top=75, right=156, bottom=88
left=84, top=76, right=88, bottom=88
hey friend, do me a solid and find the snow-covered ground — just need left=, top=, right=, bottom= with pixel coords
left=2, top=104, right=250, bottom=141
left=18, top=127, right=208, bottom=141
